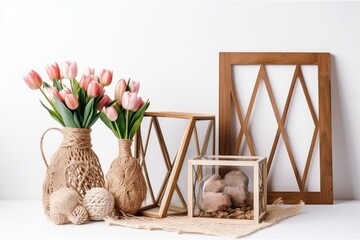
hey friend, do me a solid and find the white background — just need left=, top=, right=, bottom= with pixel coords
left=0, top=0, right=359, bottom=200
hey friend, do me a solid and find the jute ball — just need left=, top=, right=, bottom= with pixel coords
left=83, top=188, right=115, bottom=220
left=49, top=212, right=68, bottom=225
left=49, top=187, right=80, bottom=224
left=68, top=205, right=89, bottom=225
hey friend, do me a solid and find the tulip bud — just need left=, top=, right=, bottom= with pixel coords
left=104, top=106, right=118, bottom=121
left=87, top=81, right=104, bottom=97
left=122, top=91, right=142, bottom=111
left=114, top=79, right=127, bottom=106
left=79, top=75, right=94, bottom=91
left=24, top=70, right=43, bottom=90
left=45, top=62, right=61, bottom=81
left=60, top=61, right=78, bottom=79
left=99, top=69, right=113, bottom=86
left=98, top=94, right=111, bottom=110
left=65, top=94, right=79, bottom=110
left=59, top=87, right=72, bottom=102
left=129, top=80, right=140, bottom=93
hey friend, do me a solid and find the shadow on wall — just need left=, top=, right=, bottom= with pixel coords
left=331, top=55, right=355, bottom=200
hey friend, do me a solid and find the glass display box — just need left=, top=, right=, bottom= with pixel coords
left=188, top=155, right=267, bottom=223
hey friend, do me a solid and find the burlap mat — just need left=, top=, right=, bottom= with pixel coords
left=105, top=201, right=304, bottom=238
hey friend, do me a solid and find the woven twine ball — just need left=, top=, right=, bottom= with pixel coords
left=49, top=187, right=80, bottom=225
left=49, top=212, right=68, bottom=225
left=82, top=187, right=115, bottom=221
left=68, top=205, right=89, bottom=225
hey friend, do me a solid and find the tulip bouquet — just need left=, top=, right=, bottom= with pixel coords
left=100, top=79, right=150, bottom=139
left=24, top=61, right=114, bottom=128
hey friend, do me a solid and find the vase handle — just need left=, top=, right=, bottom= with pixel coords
left=40, top=127, right=62, bottom=169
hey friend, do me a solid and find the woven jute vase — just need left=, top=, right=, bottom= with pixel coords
left=41, top=127, right=105, bottom=217
left=106, top=139, right=147, bottom=215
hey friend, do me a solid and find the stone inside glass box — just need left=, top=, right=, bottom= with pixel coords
left=188, top=156, right=267, bottom=223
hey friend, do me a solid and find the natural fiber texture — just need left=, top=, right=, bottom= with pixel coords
left=69, top=205, right=89, bottom=225
left=105, top=201, right=304, bottom=238
left=195, top=206, right=254, bottom=219
left=106, top=139, right=147, bottom=215
left=42, top=127, right=105, bottom=217
left=83, top=187, right=115, bottom=220
left=49, top=187, right=80, bottom=224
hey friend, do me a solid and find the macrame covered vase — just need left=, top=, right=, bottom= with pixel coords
left=41, top=127, right=105, bottom=217
left=106, top=139, right=147, bottom=215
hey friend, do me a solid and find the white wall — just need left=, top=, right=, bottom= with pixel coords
left=0, top=0, right=359, bottom=200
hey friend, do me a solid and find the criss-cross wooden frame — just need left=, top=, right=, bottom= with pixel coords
left=219, top=52, right=332, bottom=204
left=134, top=112, right=216, bottom=217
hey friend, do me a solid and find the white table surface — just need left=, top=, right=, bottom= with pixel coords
left=0, top=200, right=359, bottom=239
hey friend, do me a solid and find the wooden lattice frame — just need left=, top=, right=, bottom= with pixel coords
left=134, top=112, right=216, bottom=217
left=219, top=52, right=332, bottom=204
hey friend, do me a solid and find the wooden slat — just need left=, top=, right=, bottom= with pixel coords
left=234, top=65, right=262, bottom=155
left=318, top=53, right=333, bottom=204
left=158, top=118, right=196, bottom=217
left=268, top=65, right=299, bottom=172
left=145, top=111, right=214, bottom=119
left=230, top=77, right=256, bottom=155
left=262, top=65, right=302, bottom=190
left=219, top=53, right=232, bottom=155
left=226, top=52, right=319, bottom=65
left=268, top=192, right=322, bottom=204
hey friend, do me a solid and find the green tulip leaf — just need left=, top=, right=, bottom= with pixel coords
left=71, top=79, right=80, bottom=94
left=100, top=112, right=121, bottom=138
left=87, top=112, right=101, bottom=129
left=73, top=111, right=82, bottom=128
left=53, top=96, right=77, bottom=127
left=53, top=79, right=63, bottom=91
left=106, top=99, right=117, bottom=108
left=77, top=88, right=86, bottom=114
left=129, top=100, right=150, bottom=130
left=129, top=101, right=150, bottom=139
left=83, top=98, right=95, bottom=127
left=40, top=100, right=64, bottom=126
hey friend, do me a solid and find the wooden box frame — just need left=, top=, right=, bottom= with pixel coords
left=188, top=155, right=267, bottom=223
left=134, top=112, right=215, bottom=218
left=219, top=52, right=332, bottom=204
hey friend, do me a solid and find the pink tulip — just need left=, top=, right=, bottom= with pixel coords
left=45, top=62, right=61, bottom=80
left=98, top=94, right=111, bottom=110
left=104, top=106, right=118, bottom=121
left=83, top=67, right=95, bottom=76
left=99, top=69, right=113, bottom=86
left=24, top=70, right=43, bottom=90
left=64, top=94, right=79, bottom=110
left=60, top=61, right=78, bottom=79
left=122, top=91, right=143, bottom=111
left=87, top=81, right=104, bottom=97
left=79, top=75, right=94, bottom=91
left=129, top=80, right=140, bottom=93
left=114, top=79, right=127, bottom=106
left=51, top=87, right=62, bottom=101
left=59, top=87, right=72, bottom=101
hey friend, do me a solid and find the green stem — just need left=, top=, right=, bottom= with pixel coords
left=125, top=110, right=129, bottom=139
left=114, top=121, right=122, bottom=139
left=39, top=88, right=57, bottom=112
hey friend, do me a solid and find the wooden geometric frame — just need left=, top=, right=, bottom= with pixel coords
left=219, top=52, right=332, bottom=204
left=134, top=111, right=216, bottom=217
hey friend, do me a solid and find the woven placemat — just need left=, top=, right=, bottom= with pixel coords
left=105, top=201, right=304, bottom=238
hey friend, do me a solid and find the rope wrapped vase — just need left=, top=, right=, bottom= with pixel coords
left=106, top=139, right=147, bottom=215
left=41, top=127, right=105, bottom=218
